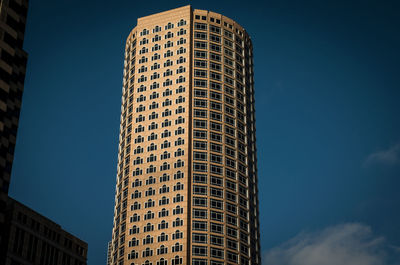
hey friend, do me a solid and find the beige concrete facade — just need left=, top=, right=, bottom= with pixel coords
left=111, top=5, right=260, bottom=265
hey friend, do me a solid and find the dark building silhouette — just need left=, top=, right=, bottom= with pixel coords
left=0, top=0, right=29, bottom=260
left=3, top=197, right=88, bottom=265
left=0, top=1, right=89, bottom=264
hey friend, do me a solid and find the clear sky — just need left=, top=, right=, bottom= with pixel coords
left=9, top=0, right=400, bottom=264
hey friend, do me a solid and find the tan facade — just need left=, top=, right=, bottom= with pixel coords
left=111, top=5, right=260, bottom=265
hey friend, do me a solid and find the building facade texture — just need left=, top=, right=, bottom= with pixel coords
left=0, top=0, right=28, bottom=261
left=2, top=197, right=88, bottom=265
left=111, top=5, right=260, bottom=265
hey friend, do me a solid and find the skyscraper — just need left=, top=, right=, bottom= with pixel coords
left=110, top=5, right=260, bottom=265
left=0, top=0, right=29, bottom=259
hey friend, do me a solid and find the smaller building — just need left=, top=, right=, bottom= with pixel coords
left=2, top=197, right=88, bottom=265
left=106, top=240, right=112, bottom=265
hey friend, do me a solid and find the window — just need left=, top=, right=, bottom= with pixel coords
left=158, top=232, right=168, bottom=242
left=174, top=159, right=184, bottom=168
left=173, top=205, right=184, bottom=215
left=175, top=106, right=185, bottom=114
left=144, top=211, right=155, bottom=220
left=160, top=173, right=170, bottom=182
left=152, top=53, right=160, bottom=61
left=210, top=223, right=223, bottom=234
left=193, top=152, right=207, bottom=161
left=194, top=41, right=207, bottom=49
left=193, top=141, right=207, bottom=150
left=194, top=130, right=207, bottom=139
left=210, top=235, right=224, bottom=247
left=194, top=99, right=207, bottom=108
left=210, top=52, right=221, bottom=62
left=194, top=60, right=207, bottom=68
left=140, top=37, right=149, bottom=45
left=226, top=226, right=237, bottom=238
left=194, top=119, right=207, bottom=129
left=177, top=19, right=186, bottom=26
left=177, top=28, right=186, bottom=35
left=177, top=56, right=186, bottom=64
left=157, top=245, right=168, bottom=255
left=210, top=187, right=223, bottom=198
left=157, top=258, right=168, bottom=265
left=194, top=22, right=207, bottom=30
left=210, top=101, right=222, bottom=111
left=148, top=112, right=158, bottom=120
left=193, top=206, right=208, bottom=218
left=132, top=201, right=140, bottom=211
left=152, top=44, right=161, bottom=51
left=158, top=220, right=168, bottom=230
left=193, top=197, right=207, bottom=207
left=210, top=210, right=223, bottom=222
left=210, top=43, right=221, bottom=52
left=177, top=66, right=185, bottom=74
left=192, top=245, right=207, bottom=256
left=177, top=47, right=186, bottom=54
left=193, top=259, right=208, bottom=265
left=165, top=22, right=174, bottom=30
left=175, top=127, right=185, bottom=135
left=193, top=174, right=207, bottom=184
left=153, top=25, right=161, bottom=33
left=132, top=179, right=142, bottom=188
left=194, top=70, right=207, bottom=78
left=173, top=193, right=183, bottom=203
left=176, top=85, right=185, bottom=94
left=193, top=162, right=207, bottom=172
left=138, top=66, right=148, bottom=73
left=210, top=25, right=221, bottom=34
left=172, top=230, right=183, bottom=240
left=210, top=199, right=223, bottom=210
left=173, top=217, right=183, bottom=227
left=176, top=76, right=185, bottom=84
left=164, top=59, right=173, bottom=67
left=192, top=233, right=207, bottom=244
left=172, top=242, right=183, bottom=253
left=174, top=148, right=184, bottom=157
left=142, top=247, right=153, bottom=257
left=210, top=248, right=224, bottom=259
left=177, top=37, right=186, bottom=45
left=150, top=82, right=159, bottom=90
left=152, top=34, right=161, bottom=42
left=143, top=235, right=154, bottom=245
left=194, top=50, right=207, bottom=59
left=158, top=206, right=168, bottom=218
left=161, top=130, right=171, bottom=138
left=194, top=79, right=207, bottom=88
left=164, top=69, right=173, bottom=77
left=159, top=184, right=169, bottom=194
left=164, top=50, right=173, bottom=57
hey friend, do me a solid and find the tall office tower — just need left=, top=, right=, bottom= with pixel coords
left=0, top=0, right=28, bottom=260
left=111, top=5, right=260, bottom=265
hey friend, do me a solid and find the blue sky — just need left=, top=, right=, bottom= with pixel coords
left=9, top=0, right=400, bottom=264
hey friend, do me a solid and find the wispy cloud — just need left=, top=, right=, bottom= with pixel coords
left=263, top=223, right=399, bottom=265
left=364, top=142, right=400, bottom=167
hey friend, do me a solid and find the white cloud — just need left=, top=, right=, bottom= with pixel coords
left=263, top=223, right=399, bottom=265
left=364, top=143, right=400, bottom=167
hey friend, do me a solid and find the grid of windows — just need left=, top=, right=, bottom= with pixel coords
left=112, top=6, right=259, bottom=265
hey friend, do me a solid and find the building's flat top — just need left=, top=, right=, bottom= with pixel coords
left=137, top=5, right=191, bottom=23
